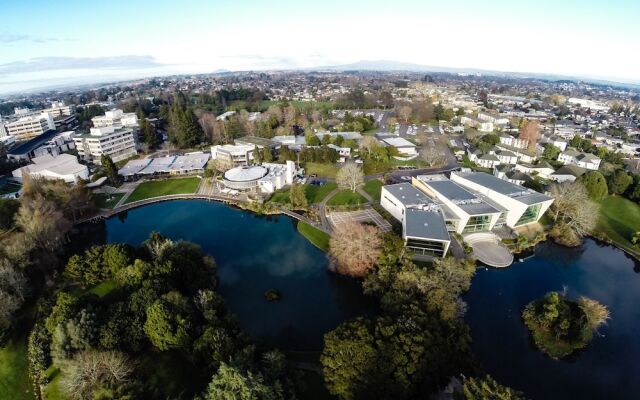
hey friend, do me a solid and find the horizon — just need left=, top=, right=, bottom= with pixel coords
left=1, top=0, right=639, bottom=95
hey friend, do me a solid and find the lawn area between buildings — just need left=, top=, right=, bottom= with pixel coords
left=297, top=221, right=330, bottom=252
left=362, top=180, right=383, bottom=201
left=93, top=193, right=125, bottom=209
left=305, top=163, right=339, bottom=178
left=597, top=195, right=640, bottom=258
left=124, top=178, right=200, bottom=204
left=268, top=183, right=338, bottom=205
left=327, top=190, right=367, bottom=206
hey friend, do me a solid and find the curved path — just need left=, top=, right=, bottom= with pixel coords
left=464, top=232, right=514, bottom=268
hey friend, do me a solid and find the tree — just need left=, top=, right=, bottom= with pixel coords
left=336, top=163, right=364, bottom=192
left=0, top=261, right=28, bottom=331
left=570, top=135, right=582, bottom=149
left=519, top=120, right=540, bottom=151
left=420, top=146, right=445, bottom=167
left=608, top=169, right=632, bottom=195
left=139, top=118, right=158, bottom=150
left=329, top=222, right=382, bottom=278
left=205, top=363, right=283, bottom=400
left=461, top=375, right=525, bottom=400
left=168, top=92, right=205, bottom=148
left=549, top=182, right=598, bottom=246
left=16, top=195, right=71, bottom=253
left=60, top=350, right=136, bottom=399
left=542, top=144, right=561, bottom=160
left=0, top=198, right=20, bottom=230
left=578, top=296, right=610, bottom=332
left=289, top=184, right=308, bottom=209
left=101, top=154, right=121, bottom=186
left=144, top=292, right=193, bottom=350
left=262, top=147, right=273, bottom=163
left=580, top=171, right=608, bottom=200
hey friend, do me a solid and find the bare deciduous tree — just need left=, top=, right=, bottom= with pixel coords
left=0, top=261, right=28, bottom=330
left=329, top=221, right=382, bottom=277
left=60, top=350, right=135, bottom=399
left=16, top=195, right=71, bottom=252
left=336, top=163, right=364, bottom=192
left=519, top=119, right=541, bottom=150
left=578, top=296, right=610, bottom=333
left=420, top=146, right=445, bottom=167
left=549, top=182, right=598, bottom=246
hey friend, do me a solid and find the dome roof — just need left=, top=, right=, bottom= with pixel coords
left=224, top=165, right=268, bottom=182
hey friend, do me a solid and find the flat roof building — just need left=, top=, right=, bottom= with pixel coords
left=4, top=112, right=56, bottom=141
left=12, top=154, right=88, bottom=184
left=380, top=183, right=450, bottom=258
left=211, top=144, right=255, bottom=171
left=118, top=153, right=210, bottom=180
left=92, top=109, right=138, bottom=129
left=412, top=175, right=504, bottom=234
left=450, top=171, right=553, bottom=228
left=73, top=126, right=137, bottom=165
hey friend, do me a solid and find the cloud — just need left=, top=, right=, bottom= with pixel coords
left=0, top=55, right=166, bottom=76
left=0, top=33, right=59, bottom=43
left=218, top=54, right=298, bottom=68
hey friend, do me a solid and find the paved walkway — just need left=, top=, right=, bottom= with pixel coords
left=318, top=187, right=340, bottom=232
left=464, top=232, right=514, bottom=268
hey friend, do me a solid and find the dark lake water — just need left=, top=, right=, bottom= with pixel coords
left=79, top=200, right=640, bottom=398
left=465, top=239, right=640, bottom=399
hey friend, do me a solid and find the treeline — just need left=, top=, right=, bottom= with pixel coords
left=27, top=233, right=295, bottom=399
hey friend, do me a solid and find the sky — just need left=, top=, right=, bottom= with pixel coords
left=1, top=0, right=639, bottom=94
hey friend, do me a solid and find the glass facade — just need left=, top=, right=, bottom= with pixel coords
left=406, top=238, right=446, bottom=257
left=463, top=214, right=492, bottom=233
left=515, top=203, right=542, bottom=226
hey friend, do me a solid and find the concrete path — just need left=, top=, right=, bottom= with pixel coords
left=318, top=187, right=340, bottom=232
left=464, top=232, right=514, bottom=268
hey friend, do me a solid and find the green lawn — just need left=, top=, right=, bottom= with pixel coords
left=268, top=190, right=291, bottom=204
left=0, top=335, right=33, bottom=400
left=297, top=221, right=330, bottom=252
left=305, top=163, right=339, bottom=178
left=597, top=196, right=640, bottom=257
left=305, top=182, right=337, bottom=203
left=93, top=193, right=125, bottom=209
left=327, top=190, right=367, bottom=206
left=88, top=280, right=119, bottom=298
left=125, top=178, right=200, bottom=203
left=362, top=180, right=383, bottom=201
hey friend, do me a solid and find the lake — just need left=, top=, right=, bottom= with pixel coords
left=82, top=200, right=640, bottom=398
left=89, top=200, right=375, bottom=351
left=465, top=239, right=640, bottom=399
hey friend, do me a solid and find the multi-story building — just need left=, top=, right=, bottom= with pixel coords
left=499, top=134, right=528, bottom=150
left=557, top=148, right=601, bottom=170
left=73, top=126, right=137, bottom=164
left=91, top=109, right=138, bottom=128
left=3, top=112, right=56, bottom=141
left=460, top=116, right=494, bottom=132
left=210, top=144, right=255, bottom=171
left=450, top=171, right=554, bottom=228
left=380, top=183, right=451, bottom=258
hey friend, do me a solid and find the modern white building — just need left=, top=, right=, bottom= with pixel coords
left=92, top=109, right=138, bottom=128
left=499, top=134, right=528, bottom=150
left=557, top=148, right=601, bottom=170
left=12, top=154, right=89, bottom=183
left=412, top=175, right=503, bottom=234
left=380, top=183, right=451, bottom=257
left=210, top=144, right=255, bottom=171
left=3, top=112, right=56, bottom=141
left=222, top=160, right=298, bottom=193
left=450, top=171, right=554, bottom=228
left=476, top=154, right=501, bottom=168
left=73, top=126, right=137, bottom=164
left=118, top=153, right=210, bottom=180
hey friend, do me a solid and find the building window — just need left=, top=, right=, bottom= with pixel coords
left=406, top=238, right=446, bottom=257
left=515, top=203, right=542, bottom=226
left=463, top=214, right=492, bottom=233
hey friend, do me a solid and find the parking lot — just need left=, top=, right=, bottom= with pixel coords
left=327, top=207, right=392, bottom=232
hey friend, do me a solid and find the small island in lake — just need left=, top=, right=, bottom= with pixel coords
left=522, top=291, right=610, bottom=359
left=264, top=289, right=282, bottom=302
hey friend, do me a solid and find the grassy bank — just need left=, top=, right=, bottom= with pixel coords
left=597, top=195, right=640, bottom=258
left=327, top=190, right=367, bottom=206
left=297, top=221, right=330, bottom=252
left=93, top=192, right=125, bottom=209
left=305, top=163, right=339, bottom=178
left=362, top=180, right=383, bottom=201
left=0, top=332, right=33, bottom=400
left=268, top=182, right=338, bottom=205
left=125, top=178, right=200, bottom=204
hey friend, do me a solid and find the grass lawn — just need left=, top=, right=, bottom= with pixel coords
left=305, top=162, right=339, bottom=178
left=43, top=368, right=64, bottom=400
left=362, top=180, right=383, bottom=201
left=88, top=280, right=119, bottom=298
left=597, top=195, right=640, bottom=257
left=0, top=335, right=33, bottom=400
left=268, top=189, right=290, bottom=204
left=297, top=221, right=330, bottom=252
left=125, top=178, right=200, bottom=203
left=305, top=182, right=337, bottom=203
left=93, top=192, right=125, bottom=209
left=327, top=190, right=367, bottom=206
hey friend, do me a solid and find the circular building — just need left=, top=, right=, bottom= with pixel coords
left=223, top=165, right=269, bottom=191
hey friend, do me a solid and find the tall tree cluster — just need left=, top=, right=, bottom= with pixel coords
left=169, top=92, right=205, bottom=148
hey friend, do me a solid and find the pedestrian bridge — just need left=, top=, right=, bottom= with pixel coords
left=464, top=232, right=514, bottom=268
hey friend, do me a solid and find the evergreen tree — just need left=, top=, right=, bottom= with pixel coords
left=140, top=118, right=158, bottom=150
left=262, top=147, right=273, bottom=163
left=168, top=91, right=205, bottom=148
left=101, top=154, right=121, bottom=186
left=253, top=146, right=263, bottom=164
left=580, top=171, right=608, bottom=200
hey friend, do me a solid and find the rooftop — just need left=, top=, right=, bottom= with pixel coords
left=224, top=165, right=268, bottom=182
left=383, top=183, right=431, bottom=206
left=382, top=137, right=416, bottom=148
left=8, top=129, right=58, bottom=156
left=424, top=178, right=500, bottom=215
left=453, top=171, right=552, bottom=205
left=404, top=208, right=450, bottom=242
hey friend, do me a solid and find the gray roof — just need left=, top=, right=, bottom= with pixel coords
left=454, top=171, right=552, bottom=205
left=404, top=208, right=450, bottom=242
left=383, top=183, right=431, bottom=206
left=427, top=179, right=499, bottom=215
